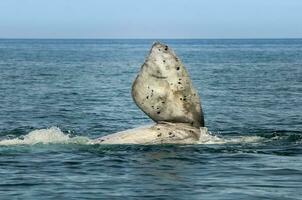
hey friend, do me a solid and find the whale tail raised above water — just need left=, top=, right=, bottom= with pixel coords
left=132, top=42, right=205, bottom=128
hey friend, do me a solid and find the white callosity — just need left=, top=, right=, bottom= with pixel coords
left=132, top=42, right=204, bottom=128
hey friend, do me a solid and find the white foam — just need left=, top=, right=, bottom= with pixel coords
left=0, top=127, right=90, bottom=146
left=198, top=131, right=224, bottom=144
left=223, top=135, right=264, bottom=144
left=198, top=127, right=264, bottom=144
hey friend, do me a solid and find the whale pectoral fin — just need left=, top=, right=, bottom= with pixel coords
left=132, top=42, right=205, bottom=128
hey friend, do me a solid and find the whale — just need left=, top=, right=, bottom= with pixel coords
left=92, top=42, right=208, bottom=144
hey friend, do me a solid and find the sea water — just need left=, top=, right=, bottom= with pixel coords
left=0, top=39, right=301, bottom=199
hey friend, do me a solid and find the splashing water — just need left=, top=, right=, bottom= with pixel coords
left=198, top=128, right=264, bottom=144
left=0, top=127, right=90, bottom=146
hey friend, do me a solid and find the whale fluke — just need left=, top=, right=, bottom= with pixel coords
left=132, top=42, right=204, bottom=128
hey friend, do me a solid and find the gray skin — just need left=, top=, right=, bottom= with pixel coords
left=92, top=42, right=206, bottom=144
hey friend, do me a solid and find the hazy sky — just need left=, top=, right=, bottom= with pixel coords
left=0, top=0, right=301, bottom=38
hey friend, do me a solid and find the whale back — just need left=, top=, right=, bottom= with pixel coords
left=92, top=122, right=208, bottom=144
left=132, top=42, right=204, bottom=128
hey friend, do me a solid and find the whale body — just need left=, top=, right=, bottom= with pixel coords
left=93, top=42, right=207, bottom=144
left=92, top=123, right=209, bottom=144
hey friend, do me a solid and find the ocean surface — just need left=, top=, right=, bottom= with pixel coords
left=0, top=39, right=301, bottom=199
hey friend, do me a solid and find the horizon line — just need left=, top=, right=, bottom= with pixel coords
left=0, top=37, right=302, bottom=40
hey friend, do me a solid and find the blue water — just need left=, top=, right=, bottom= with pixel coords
left=0, top=39, right=302, bottom=199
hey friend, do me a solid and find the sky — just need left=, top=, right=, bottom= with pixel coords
left=0, top=0, right=301, bottom=39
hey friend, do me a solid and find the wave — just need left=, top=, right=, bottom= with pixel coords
left=0, top=127, right=90, bottom=146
